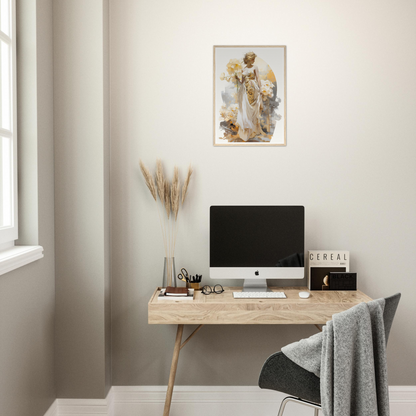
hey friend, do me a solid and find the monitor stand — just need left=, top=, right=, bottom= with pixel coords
left=242, top=279, right=270, bottom=292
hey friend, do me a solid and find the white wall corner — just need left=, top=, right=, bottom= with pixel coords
left=57, top=390, right=113, bottom=416
left=45, top=388, right=113, bottom=416
left=44, top=400, right=58, bottom=416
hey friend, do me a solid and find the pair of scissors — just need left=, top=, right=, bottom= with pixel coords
left=177, top=268, right=190, bottom=283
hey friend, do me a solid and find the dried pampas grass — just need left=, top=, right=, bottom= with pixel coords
left=156, top=159, right=165, bottom=203
left=164, top=180, right=170, bottom=219
left=182, top=164, right=193, bottom=205
left=171, top=167, right=180, bottom=221
left=139, top=159, right=194, bottom=285
left=139, top=160, right=157, bottom=201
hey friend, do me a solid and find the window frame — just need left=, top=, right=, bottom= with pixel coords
left=0, top=0, right=18, bottom=246
left=0, top=0, right=43, bottom=275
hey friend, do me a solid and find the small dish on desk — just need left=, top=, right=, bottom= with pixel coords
left=299, top=291, right=311, bottom=299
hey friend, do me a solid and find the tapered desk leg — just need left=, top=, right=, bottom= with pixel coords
left=163, top=324, right=184, bottom=416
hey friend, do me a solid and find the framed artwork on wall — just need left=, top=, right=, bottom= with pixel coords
left=213, top=45, right=286, bottom=146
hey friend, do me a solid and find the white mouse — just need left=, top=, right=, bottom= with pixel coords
left=299, top=291, right=311, bottom=299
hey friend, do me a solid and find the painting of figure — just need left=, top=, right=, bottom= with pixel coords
left=214, top=46, right=286, bottom=146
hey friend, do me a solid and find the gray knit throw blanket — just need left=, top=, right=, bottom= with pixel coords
left=282, top=299, right=390, bottom=416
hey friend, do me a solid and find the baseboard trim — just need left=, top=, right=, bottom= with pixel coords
left=47, top=389, right=114, bottom=416
left=45, top=385, right=416, bottom=416
left=112, top=385, right=282, bottom=403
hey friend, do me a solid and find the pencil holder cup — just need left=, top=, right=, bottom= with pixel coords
left=187, top=282, right=201, bottom=290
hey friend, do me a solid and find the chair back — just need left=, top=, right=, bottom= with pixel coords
left=383, top=293, right=401, bottom=345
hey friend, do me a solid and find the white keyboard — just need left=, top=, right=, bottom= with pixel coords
left=233, top=291, right=286, bottom=299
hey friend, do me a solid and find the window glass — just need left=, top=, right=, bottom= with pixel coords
left=0, top=0, right=10, bottom=37
left=0, top=0, right=16, bottom=242
left=1, top=40, right=11, bottom=130
left=0, top=136, right=12, bottom=227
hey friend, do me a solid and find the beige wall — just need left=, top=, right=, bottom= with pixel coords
left=110, top=0, right=416, bottom=386
left=54, top=0, right=111, bottom=399
left=0, top=1, right=56, bottom=415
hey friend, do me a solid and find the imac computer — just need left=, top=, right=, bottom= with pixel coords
left=209, top=205, right=305, bottom=292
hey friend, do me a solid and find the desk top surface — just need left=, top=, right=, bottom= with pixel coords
left=148, top=286, right=372, bottom=325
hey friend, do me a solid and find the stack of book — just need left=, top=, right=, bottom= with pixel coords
left=157, top=286, right=195, bottom=301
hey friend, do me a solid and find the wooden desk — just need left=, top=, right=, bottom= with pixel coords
left=148, top=286, right=372, bottom=416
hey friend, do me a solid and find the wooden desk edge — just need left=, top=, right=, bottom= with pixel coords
left=148, top=287, right=373, bottom=325
left=148, top=287, right=160, bottom=305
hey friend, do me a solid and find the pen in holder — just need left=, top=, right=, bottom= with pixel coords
left=187, top=274, right=202, bottom=290
left=178, top=269, right=202, bottom=290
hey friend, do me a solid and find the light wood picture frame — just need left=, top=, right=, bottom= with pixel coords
left=213, top=45, right=287, bottom=146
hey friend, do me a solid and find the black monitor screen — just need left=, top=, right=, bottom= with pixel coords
left=210, top=206, right=304, bottom=267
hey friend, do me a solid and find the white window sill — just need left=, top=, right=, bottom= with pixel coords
left=0, top=245, right=44, bottom=276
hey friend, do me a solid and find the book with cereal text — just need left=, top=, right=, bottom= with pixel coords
left=308, top=250, right=349, bottom=290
